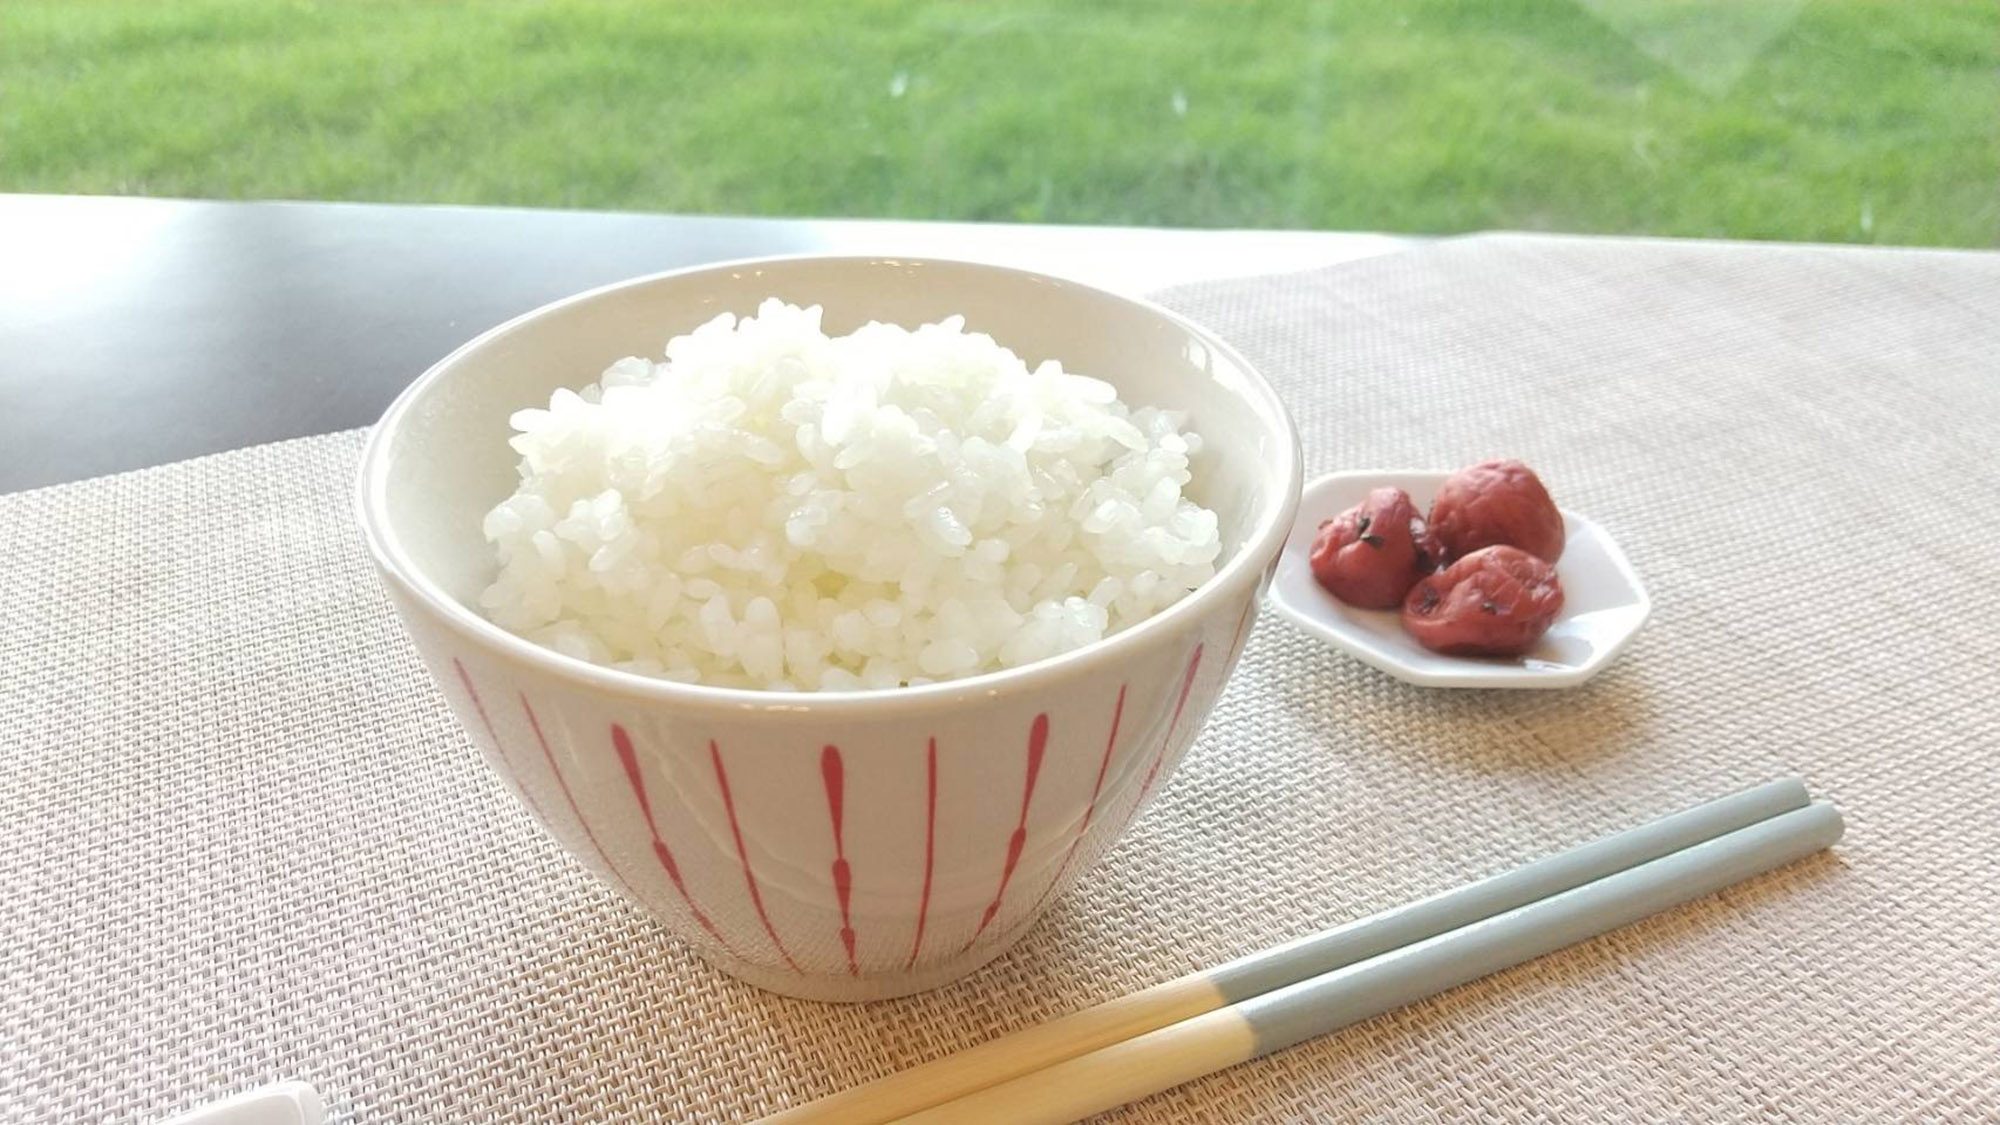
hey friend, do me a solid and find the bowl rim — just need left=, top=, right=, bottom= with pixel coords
left=356, top=252, right=1303, bottom=715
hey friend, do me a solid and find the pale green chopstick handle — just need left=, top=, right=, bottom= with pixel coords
left=1208, top=777, right=1810, bottom=1003
left=1242, top=801, right=1844, bottom=1054
left=896, top=802, right=1844, bottom=1125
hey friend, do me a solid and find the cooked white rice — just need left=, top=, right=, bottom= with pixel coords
left=478, top=299, right=1221, bottom=691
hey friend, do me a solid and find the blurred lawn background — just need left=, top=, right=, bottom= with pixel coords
left=3, top=0, right=1994, bottom=246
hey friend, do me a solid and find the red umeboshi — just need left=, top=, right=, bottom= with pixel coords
left=1401, top=544, right=1564, bottom=656
left=1310, top=487, right=1442, bottom=609
left=1428, top=459, right=1565, bottom=564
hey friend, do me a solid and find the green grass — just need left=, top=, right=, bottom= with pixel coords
left=3, top=0, right=1995, bottom=246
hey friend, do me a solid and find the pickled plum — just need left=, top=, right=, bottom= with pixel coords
left=1401, top=545, right=1564, bottom=657
left=1429, top=459, right=1565, bottom=564
left=1309, top=487, right=1442, bottom=609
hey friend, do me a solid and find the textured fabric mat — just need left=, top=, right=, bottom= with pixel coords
left=4, top=233, right=1998, bottom=1124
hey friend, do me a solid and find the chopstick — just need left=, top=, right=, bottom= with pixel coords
left=757, top=779, right=1812, bottom=1125
left=897, top=800, right=1844, bottom=1124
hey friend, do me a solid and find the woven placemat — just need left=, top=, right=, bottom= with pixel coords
left=4, top=234, right=1998, bottom=1123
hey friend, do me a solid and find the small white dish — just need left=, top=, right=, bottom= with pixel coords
left=1269, top=470, right=1651, bottom=689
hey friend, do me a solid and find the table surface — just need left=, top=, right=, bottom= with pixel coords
left=9, top=233, right=1996, bottom=1124
left=0, top=193, right=1411, bottom=492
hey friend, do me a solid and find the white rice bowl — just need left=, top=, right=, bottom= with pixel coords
left=478, top=299, right=1222, bottom=691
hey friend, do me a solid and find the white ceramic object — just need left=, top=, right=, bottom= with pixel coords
left=1269, top=470, right=1649, bottom=689
left=161, top=1083, right=324, bottom=1125
left=357, top=256, right=1302, bottom=1001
